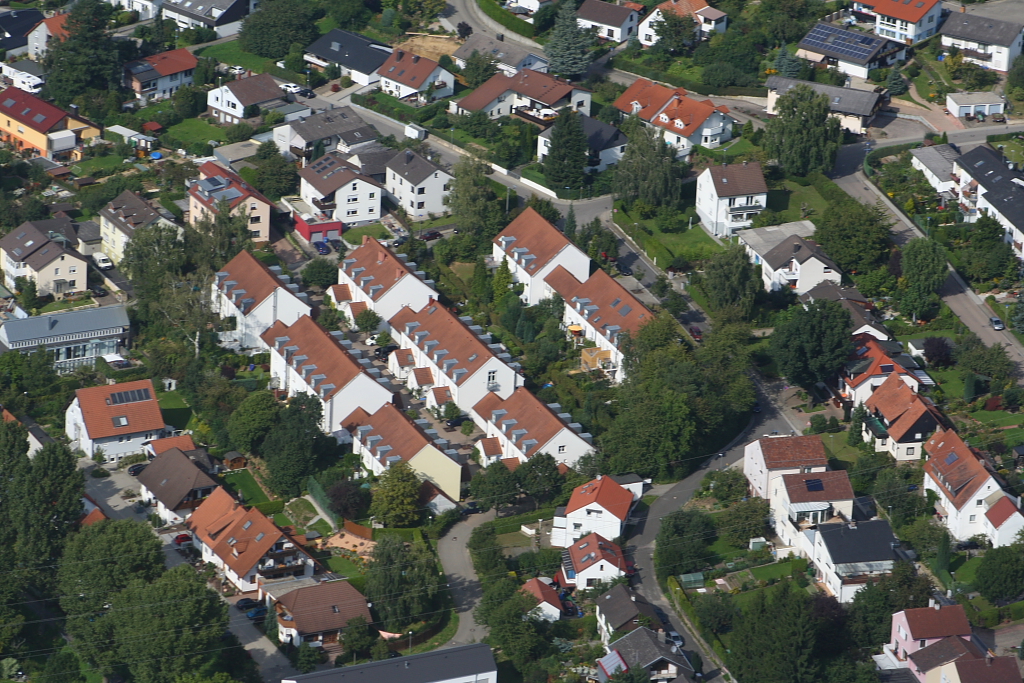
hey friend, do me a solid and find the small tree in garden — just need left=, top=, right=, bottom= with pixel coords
left=923, top=336, right=953, bottom=367
left=354, top=308, right=382, bottom=333
left=848, top=403, right=866, bottom=446
left=442, top=401, right=461, bottom=420
left=296, top=641, right=319, bottom=673
left=886, top=67, right=908, bottom=96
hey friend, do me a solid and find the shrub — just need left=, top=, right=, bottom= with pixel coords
left=253, top=500, right=285, bottom=515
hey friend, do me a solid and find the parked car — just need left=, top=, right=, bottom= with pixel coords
left=667, top=632, right=683, bottom=648
left=90, top=286, right=108, bottom=298
left=108, top=359, right=132, bottom=369
left=993, top=113, right=1006, bottom=123
left=279, top=82, right=302, bottom=93
left=312, top=241, right=331, bottom=255
left=127, top=463, right=148, bottom=476
left=752, top=401, right=761, bottom=413
left=328, top=238, right=344, bottom=252
left=173, top=533, right=192, bottom=545
left=615, top=262, right=632, bottom=277
left=991, top=316, right=1006, bottom=330
left=92, top=253, right=114, bottom=270
left=228, top=65, right=246, bottom=75
left=374, top=344, right=398, bottom=360
left=236, top=598, right=260, bottom=611
left=392, top=235, right=409, bottom=248
left=246, top=606, right=268, bottom=620
left=297, top=88, right=316, bottom=98
left=445, top=415, right=469, bottom=428
left=463, top=501, right=483, bottom=515
left=419, top=230, right=443, bottom=241
left=688, top=325, right=702, bottom=342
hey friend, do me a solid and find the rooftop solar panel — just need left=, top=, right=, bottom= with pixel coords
left=805, top=478, right=825, bottom=492
left=801, top=23, right=884, bottom=64
left=945, top=452, right=959, bottom=465
left=110, top=387, right=152, bottom=405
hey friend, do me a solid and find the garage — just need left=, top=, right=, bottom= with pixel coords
left=326, top=229, right=340, bottom=240
left=946, top=92, right=1005, bottom=118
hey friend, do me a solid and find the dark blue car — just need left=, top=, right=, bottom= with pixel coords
left=246, top=606, right=268, bottom=620
left=313, top=241, right=331, bottom=255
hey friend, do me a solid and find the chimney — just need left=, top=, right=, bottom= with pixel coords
left=406, top=149, right=413, bottom=163
left=597, top=474, right=602, bottom=480
left=928, top=598, right=935, bottom=608
left=630, top=594, right=636, bottom=602
left=396, top=51, right=404, bottom=61
left=934, top=602, right=941, bottom=611
left=496, top=33, right=504, bottom=41
left=743, top=160, right=748, bottom=167
left=412, top=55, right=420, bottom=63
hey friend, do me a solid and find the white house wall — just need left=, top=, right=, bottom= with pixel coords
left=212, top=286, right=310, bottom=354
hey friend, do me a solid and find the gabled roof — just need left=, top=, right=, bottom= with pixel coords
left=865, top=0, right=941, bottom=24
left=909, top=144, right=960, bottom=181
left=651, top=0, right=710, bottom=19
left=298, top=151, right=379, bottom=197
left=954, top=655, right=1022, bottom=683
left=613, top=78, right=730, bottom=138
left=739, top=220, right=816, bottom=258
left=100, top=190, right=161, bottom=237
left=412, top=367, right=434, bottom=385
left=577, top=0, right=636, bottom=26
left=456, top=70, right=587, bottom=112
left=846, top=334, right=914, bottom=388
left=479, top=437, right=502, bottom=458
left=73, top=379, right=165, bottom=440
left=755, top=434, right=827, bottom=470
left=614, top=78, right=686, bottom=121
left=282, top=643, right=496, bottom=683
left=765, top=76, right=883, bottom=118
left=289, top=107, right=376, bottom=147
left=0, top=10, right=43, bottom=51
left=342, top=403, right=431, bottom=467
left=941, top=13, right=1024, bottom=47
left=215, top=249, right=307, bottom=314
left=798, top=22, right=902, bottom=66
left=545, top=266, right=652, bottom=344
left=305, top=30, right=393, bottom=75
left=474, top=387, right=581, bottom=458
left=377, top=50, right=444, bottom=89
left=985, top=495, right=1021, bottom=529
left=494, top=207, right=581, bottom=277
left=539, top=114, right=628, bottom=153
left=162, top=0, right=249, bottom=25
left=762, top=235, right=837, bottom=273
left=567, top=532, right=627, bottom=574
left=565, top=475, right=633, bottom=520
left=609, top=627, right=692, bottom=673
left=137, top=447, right=218, bottom=511
left=339, top=235, right=433, bottom=302
left=595, top=584, right=659, bottom=631
left=816, top=518, right=897, bottom=564
left=191, top=161, right=274, bottom=214
left=127, top=48, right=197, bottom=77
left=521, top=577, right=562, bottom=612
left=703, top=162, right=768, bottom=198
left=393, top=348, right=415, bottom=367
left=34, top=13, right=68, bottom=41
left=782, top=470, right=854, bottom=504
left=386, top=149, right=449, bottom=186
left=900, top=604, right=972, bottom=640
left=955, top=145, right=1024, bottom=231
left=0, top=304, right=128, bottom=348
left=149, top=434, right=197, bottom=455
left=277, top=579, right=371, bottom=635
left=923, top=428, right=991, bottom=511
left=0, top=86, right=68, bottom=133
left=452, top=33, right=547, bottom=69
left=223, top=73, right=283, bottom=108
left=907, top=636, right=984, bottom=674
left=186, top=487, right=288, bottom=579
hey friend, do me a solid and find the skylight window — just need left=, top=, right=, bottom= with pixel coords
left=243, top=520, right=252, bottom=530
left=945, top=452, right=959, bottom=465
left=255, top=532, right=265, bottom=542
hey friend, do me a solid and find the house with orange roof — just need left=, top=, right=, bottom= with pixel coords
left=189, top=161, right=275, bottom=242
left=332, top=235, right=436, bottom=332
left=187, top=487, right=317, bottom=592
left=558, top=532, right=631, bottom=588
left=984, top=495, right=1024, bottom=548
left=26, top=12, right=66, bottom=61
left=448, top=70, right=591, bottom=121
left=842, top=334, right=929, bottom=407
left=389, top=299, right=521, bottom=412
left=212, top=249, right=311, bottom=353
left=521, top=578, right=562, bottom=621
left=769, top=470, right=855, bottom=551
left=261, top=315, right=395, bottom=435
left=638, top=0, right=727, bottom=47
left=80, top=494, right=109, bottom=526
left=862, top=372, right=944, bottom=461
left=146, top=434, right=197, bottom=457
left=613, top=78, right=735, bottom=158
left=123, top=48, right=198, bottom=103
left=851, top=0, right=942, bottom=44
left=342, top=402, right=461, bottom=505
left=544, top=266, right=652, bottom=383
left=65, top=379, right=171, bottom=462
left=492, top=207, right=590, bottom=306
left=377, top=49, right=454, bottom=102
left=551, top=475, right=634, bottom=547
left=472, top=387, right=593, bottom=467
left=742, top=434, right=828, bottom=500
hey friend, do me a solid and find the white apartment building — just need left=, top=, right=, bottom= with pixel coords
left=941, top=14, right=1023, bottom=72
left=65, top=380, right=170, bottom=462
left=384, top=150, right=452, bottom=221
left=575, top=0, right=638, bottom=42
left=852, top=0, right=943, bottom=44
left=297, top=151, right=381, bottom=226
left=550, top=475, right=633, bottom=547
left=695, top=162, right=768, bottom=237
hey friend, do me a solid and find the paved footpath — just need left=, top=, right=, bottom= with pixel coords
left=437, top=509, right=496, bottom=647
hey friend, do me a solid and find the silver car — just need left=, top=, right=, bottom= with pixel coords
left=991, top=317, right=1006, bottom=331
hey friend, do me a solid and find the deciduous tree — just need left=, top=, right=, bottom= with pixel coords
left=655, top=509, right=714, bottom=578
left=328, top=480, right=371, bottom=520
left=369, top=461, right=421, bottom=527
left=975, top=545, right=1024, bottom=602
left=254, top=152, right=298, bottom=199
left=228, top=390, right=280, bottom=453
left=848, top=562, right=931, bottom=647
left=814, top=200, right=892, bottom=274
left=718, top=497, right=769, bottom=547
left=239, top=0, right=320, bottom=58
left=462, top=51, right=498, bottom=88
left=354, top=308, right=383, bottom=333
left=652, top=9, right=692, bottom=55
left=302, top=257, right=338, bottom=289
left=771, top=300, right=852, bottom=388
left=763, top=84, right=842, bottom=175
left=470, top=459, right=519, bottom=511
left=261, top=394, right=323, bottom=497
left=899, top=238, right=947, bottom=317
left=364, top=535, right=442, bottom=629
left=615, top=122, right=686, bottom=210
left=341, top=615, right=376, bottom=657
left=700, top=244, right=757, bottom=318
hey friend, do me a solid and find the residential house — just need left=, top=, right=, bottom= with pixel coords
left=385, top=150, right=453, bottom=221
left=261, top=315, right=395, bottom=435
left=799, top=280, right=889, bottom=340
left=145, top=434, right=197, bottom=458
left=742, top=434, right=829, bottom=500
left=137, top=447, right=219, bottom=525
left=811, top=519, right=899, bottom=602
left=81, top=494, right=109, bottom=526
left=123, top=48, right=197, bottom=103
left=0, top=87, right=100, bottom=160
left=941, top=14, right=1023, bottom=72
left=695, top=161, right=768, bottom=237
left=65, top=379, right=169, bottom=462
left=576, top=0, right=639, bottom=42
left=594, top=584, right=660, bottom=645
left=765, top=76, right=884, bottom=134
left=389, top=299, right=521, bottom=412
left=884, top=603, right=972, bottom=668
left=521, top=578, right=562, bottom=622
left=599, top=628, right=693, bottom=683
left=342, top=402, right=461, bottom=503
left=472, top=387, right=593, bottom=467
left=851, top=0, right=944, bottom=44
left=638, top=0, right=727, bottom=46
left=558, top=533, right=630, bottom=589
left=448, top=70, right=591, bottom=120
left=910, top=144, right=961, bottom=194
left=538, top=115, right=628, bottom=173
left=0, top=220, right=89, bottom=296
left=492, top=207, right=590, bottom=306
left=984, top=495, right=1024, bottom=549
left=923, top=428, right=1008, bottom=543
left=213, top=139, right=261, bottom=171
left=796, top=22, right=907, bottom=78
left=107, top=0, right=164, bottom=21
left=271, top=579, right=371, bottom=647
left=952, top=145, right=1024, bottom=256
left=332, top=235, right=436, bottom=331
left=906, top=636, right=988, bottom=683
left=2, top=408, right=50, bottom=457
left=862, top=372, right=944, bottom=461
left=452, top=34, right=549, bottom=76
left=613, top=78, right=734, bottom=157
left=297, top=151, right=381, bottom=227
left=544, top=267, right=652, bottom=382
left=758, top=234, right=841, bottom=294
left=919, top=648, right=1023, bottom=683
left=0, top=305, right=129, bottom=373
left=161, top=0, right=257, bottom=38
left=273, top=106, right=378, bottom=162
left=211, top=249, right=311, bottom=353
left=342, top=146, right=398, bottom=184
left=1, top=59, right=45, bottom=93
left=98, top=190, right=178, bottom=265
left=947, top=91, right=1005, bottom=118
left=842, top=334, right=928, bottom=408
left=769, top=470, right=855, bottom=551
left=377, top=50, right=454, bottom=102
left=188, top=161, right=275, bottom=242
left=25, top=12, right=66, bottom=60
left=304, top=30, right=393, bottom=85
left=187, top=487, right=316, bottom=592
left=551, top=475, right=634, bottom=548
left=740, top=220, right=815, bottom=266
left=0, top=9, right=44, bottom=58
left=207, top=73, right=283, bottom=125
left=281, top=643, right=497, bottom=683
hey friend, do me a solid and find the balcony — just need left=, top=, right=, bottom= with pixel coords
left=728, top=203, right=764, bottom=214
left=290, top=145, right=310, bottom=159
left=312, top=196, right=336, bottom=211
left=961, top=48, right=992, bottom=62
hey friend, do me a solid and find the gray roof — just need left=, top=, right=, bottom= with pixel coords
left=0, top=220, right=83, bottom=271
left=762, top=234, right=837, bottom=273
left=541, top=115, right=628, bottom=153
left=798, top=22, right=902, bottom=67
left=8, top=60, right=45, bottom=77
left=137, top=447, right=218, bottom=511
left=385, top=149, right=449, bottom=186
left=161, top=0, right=250, bottom=26
left=909, top=144, right=959, bottom=180
left=576, top=0, right=636, bottom=27
left=0, top=9, right=43, bottom=52
left=453, top=33, right=547, bottom=69
left=800, top=282, right=888, bottom=338
left=283, top=644, right=497, bottom=683
left=213, top=139, right=262, bottom=165
left=289, top=107, right=377, bottom=146
left=610, top=473, right=644, bottom=485
left=305, top=30, right=393, bottom=76
left=595, top=584, right=661, bottom=632
left=816, top=519, right=898, bottom=564
left=739, top=220, right=816, bottom=259
left=941, top=13, right=1024, bottom=47
left=0, top=305, right=129, bottom=346
left=956, top=145, right=1024, bottom=229
left=608, top=627, right=693, bottom=673
left=344, top=145, right=398, bottom=178
left=765, top=76, right=882, bottom=118
left=947, top=91, right=1003, bottom=106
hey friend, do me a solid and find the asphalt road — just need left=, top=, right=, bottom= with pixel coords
left=437, top=509, right=496, bottom=648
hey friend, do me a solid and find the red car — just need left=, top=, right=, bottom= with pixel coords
left=173, top=534, right=192, bottom=546
left=688, top=326, right=703, bottom=342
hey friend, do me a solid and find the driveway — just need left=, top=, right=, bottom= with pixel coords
left=437, top=510, right=495, bottom=647
left=224, top=596, right=299, bottom=682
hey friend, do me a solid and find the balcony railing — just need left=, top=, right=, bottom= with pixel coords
left=312, top=196, right=336, bottom=210
left=728, top=203, right=764, bottom=214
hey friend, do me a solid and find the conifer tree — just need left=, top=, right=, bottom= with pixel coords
left=887, top=66, right=908, bottom=95
left=544, top=109, right=587, bottom=190
left=545, top=2, right=593, bottom=77
left=564, top=204, right=577, bottom=241
left=44, top=0, right=120, bottom=106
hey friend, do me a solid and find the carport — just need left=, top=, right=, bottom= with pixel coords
left=946, top=92, right=1005, bottom=118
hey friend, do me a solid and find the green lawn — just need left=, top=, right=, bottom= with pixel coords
left=996, top=139, right=1024, bottom=166
left=819, top=434, right=861, bottom=468
left=928, top=367, right=965, bottom=402
left=750, top=561, right=794, bottom=581
left=497, top=531, right=533, bottom=549
left=196, top=40, right=268, bottom=73
left=308, top=518, right=333, bottom=538
left=954, top=556, right=983, bottom=586
left=327, top=555, right=364, bottom=577
left=221, top=469, right=269, bottom=505
left=765, top=180, right=830, bottom=223
left=652, top=223, right=724, bottom=260
left=344, top=223, right=391, bottom=243
left=286, top=498, right=318, bottom=527
left=274, top=513, right=294, bottom=528
left=73, top=155, right=129, bottom=176
left=39, top=297, right=95, bottom=314
left=157, top=390, right=193, bottom=430
left=167, top=118, right=227, bottom=146
left=707, top=535, right=745, bottom=563
left=896, top=329, right=957, bottom=342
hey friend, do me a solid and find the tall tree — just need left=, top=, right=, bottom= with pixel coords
left=655, top=509, right=714, bottom=578
left=652, top=9, right=693, bottom=55
left=774, top=45, right=802, bottom=78
left=44, top=0, right=120, bottom=106
left=848, top=562, right=932, bottom=647
left=544, top=108, right=587, bottom=191
left=899, top=238, right=947, bottom=318
left=729, top=581, right=818, bottom=683
left=301, top=257, right=338, bottom=289
left=814, top=200, right=892, bottom=274
left=363, top=535, right=442, bottom=630
left=443, top=156, right=502, bottom=236
left=462, top=51, right=498, bottom=88
left=239, top=0, right=320, bottom=58
left=545, top=1, right=593, bottom=77
left=770, top=300, right=852, bottom=388
left=260, top=394, right=323, bottom=497
left=254, top=152, right=298, bottom=200
left=368, top=462, right=421, bottom=527
left=515, top=452, right=564, bottom=506
left=718, top=498, right=769, bottom=547
left=974, top=545, right=1024, bottom=603
left=227, top=390, right=280, bottom=453
left=470, top=459, right=519, bottom=511
left=701, top=244, right=757, bottom=318
left=763, top=84, right=842, bottom=175
left=564, top=203, right=577, bottom=241
left=886, top=66, right=908, bottom=95
left=614, top=121, right=685, bottom=210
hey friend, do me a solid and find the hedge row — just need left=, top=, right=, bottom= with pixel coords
left=987, top=132, right=1021, bottom=144
left=609, top=57, right=768, bottom=98
left=252, top=500, right=285, bottom=515
left=612, top=208, right=674, bottom=267
left=863, top=141, right=921, bottom=177
left=476, top=0, right=535, bottom=38
left=351, top=92, right=446, bottom=125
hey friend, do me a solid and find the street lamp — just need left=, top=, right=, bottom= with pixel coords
left=408, top=630, right=414, bottom=652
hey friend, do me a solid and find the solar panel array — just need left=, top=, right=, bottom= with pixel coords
left=110, top=387, right=152, bottom=405
left=801, top=23, right=883, bottom=63
left=805, top=478, right=825, bottom=492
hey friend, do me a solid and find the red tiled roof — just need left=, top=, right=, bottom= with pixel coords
left=278, top=579, right=371, bottom=635
left=502, top=458, right=520, bottom=473
left=846, top=334, right=914, bottom=389
left=565, top=476, right=633, bottom=520
left=612, top=78, right=729, bottom=137
left=138, top=48, right=197, bottom=76
left=567, top=533, right=628, bottom=574
left=191, top=161, right=273, bottom=214
left=377, top=50, right=443, bottom=89
left=432, top=386, right=453, bottom=404
left=327, top=284, right=351, bottom=302
left=216, top=249, right=304, bottom=312
left=886, top=396, right=942, bottom=442
left=782, top=470, right=853, bottom=503
left=521, top=578, right=562, bottom=611
left=74, top=379, right=165, bottom=440
left=474, top=387, right=576, bottom=459
left=493, top=207, right=578, bottom=276
left=394, top=348, right=415, bottom=367
left=187, top=487, right=292, bottom=579
left=985, top=496, right=1019, bottom=529
left=142, top=121, right=163, bottom=132
left=758, top=435, right=828, bottom=470
left=150, top=435, right=197, bottom=455
left=908, top=636, right=983, bottom=673
left=0, top=87, right=69, bottom=134
left=652, top=0, right=709, bottom=19
left=614, top=78, right=684, bottom=120
left=955, top=655, right=1022, bottom=683
left=339, top=235, right=424, bottom=303
left=862, top=0, right=940, bottom=24
left=456, top=70, right=587, bottom=112
left=545, top=266, right=652, bottom=342
left=81, top=507, right=108, bottom=526
left=37, top=14, right=69, bottom=40
left=923, top=428, right=990, bottom=511
left=343, top=403, right=430, bottom=467
left=479, top=437, right=502, bottom=458
left=413, top=367, right=434, bottom=385
left=865, top=371, right=916, bottom=421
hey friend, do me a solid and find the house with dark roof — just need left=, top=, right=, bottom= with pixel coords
left=297, top=151, right=381, bottom=227
left=766, top=76, right=883, bottom=134
left=909, top=143, right=960, bottom=194
left=124, top=48, right=197, bottom=103
left=384, top=149, right=453, bottom=220
left=161, top=0, right=256, bottom=38
left=138, top=447, right=219, bottom=525
left=851, top=0, right=943, bottom=44
left=695, top=161, right=768, bottom=236
left=946, top=654, right=1023, bottom=683
left=448, top=70, right=591, bottom=121
left=0, top=86, right=100, bottom=160
left=559, top=533, right=630, bottom=589
left=341, top=146, right=397, bottom=184
left=304, top=30, right=393, bottom=86
left=906, top=636, right=987, bottom=683
left=941, top=14, right=1023, bottom=72
left=796, top=22, right=906, bottom=78
left=799, top=280, right=889, bottom=340
left=811, top=519, right=900, bottom=602
left=538, top=114, right=628, bottom=173
left=206, top=73, right=283, bottom=125
left=743, top=434, right=829, bottom=500
left=453, top=33, right=548, bottom=76
left=599, top=627, right=693, bottom=682
left=638, top=0, right=727, bottom=46
left=594, top=584, right=660, bottom=644
left=273, top=106, right=377, bottom=162
left=521, top=578, right=562, bottom=621
left=613, top=78, right=734, bottom=157
left=0, top=219, right=89, bottom=297
left=282, top=643, right=497, bottom=683
left=769, top=470, right=855, bottom=550
left=189, top=161, right=275, bottom=242
left=98, top=191, right=178, bottom=265
left=862, top=372, right=944, bottom=461
left=952, top=145, right=1024, bottom=258
left=492, top=207, right=590, bottom=306
left=64, top=378, right=169, bottom=461
left=0, top=9, right=44, bottom=57
left=551, top=475, right=634, bottom=547
left=377, top=50, right=454, bottom=102
left=270, top=579, right=371, bottom=647
left=575, top=0, right=639, bottom=42
left=883, top=603, right=973, bottom=668
left=759, top=234, right=841, bottom=294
